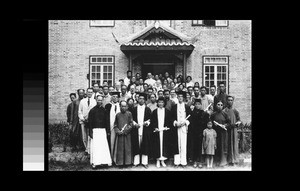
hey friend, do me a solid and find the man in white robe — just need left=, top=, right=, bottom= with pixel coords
left=172, top=91, right=191, bottom=167
left=105, top=92, right=121, bottom=159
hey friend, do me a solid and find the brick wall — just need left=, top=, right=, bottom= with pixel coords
left=49, top=20, right=251, bottom=124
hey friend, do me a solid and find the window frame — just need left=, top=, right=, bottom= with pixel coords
left=202, top=56, right=229, bottom=94
left=89, top=55, right=115, bottom=87
left=90, top=20, right=115, bottom=27
left=192, top=20, right=228, bottom=27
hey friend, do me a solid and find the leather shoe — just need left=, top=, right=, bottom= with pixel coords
left=142, top=164, right=149, bottom=169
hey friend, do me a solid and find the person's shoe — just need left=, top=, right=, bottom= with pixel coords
left=174, top=165, right=179, bottom=168
left=181, top=165, right=187, bottom=168
left=132, top=164, right=139, bottom=168
left=161, top=161, right=166, bottom=167
left=156, top=161, right=161, bottom=168
left=193, top=162, right=197, bottom=168
left=142, top=164, right=149, bottom=169
left=92, top=164, right=96, bottom=169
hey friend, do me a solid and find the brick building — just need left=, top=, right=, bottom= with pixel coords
left=49, top=20, right=251, bottom=124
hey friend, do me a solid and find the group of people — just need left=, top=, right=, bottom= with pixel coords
left=65, top=70, right=242, bottom=169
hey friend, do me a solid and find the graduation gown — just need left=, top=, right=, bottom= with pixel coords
left=169, top=103, right=192, bottom=156
left=187, top=108, right=209, bottom=161
left=210, top=110, right=231, bottom=166
left=224, top=107, right=241, bottom=164
left=113, top=111, right=133, bottom=165
left=131, top=105, right=152, bottom=156
left=149, top=108, right=173, bottom=159
left=105, top=103, right=119, bottom=153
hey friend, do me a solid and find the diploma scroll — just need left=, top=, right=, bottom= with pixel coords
left=213, top=120, right=227, bottom=130
left=153, top=127, right=170, bottom=132
left=204, top=103, right=212, bottom=111
left=120, top=124, right=127, bottom=132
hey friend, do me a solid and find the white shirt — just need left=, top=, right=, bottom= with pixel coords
left=110, top=102, right=120, bottom=130
left=186, top=81, right=194, bottom=88
left=78, top=97, right=97, bottom=124
left=144, top=78, right=156, bottom=86
left=157, top=108, right=165, bottom=130
left=137, top=104, right=146, bottom=136
left=124, top=77, right=131, bottom=86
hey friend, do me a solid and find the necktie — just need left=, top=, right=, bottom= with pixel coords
left=115, top=104, right=117, bottom=112
left=88, top=98, right=90, bottom=106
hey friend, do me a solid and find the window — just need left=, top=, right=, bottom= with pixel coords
left=192, top=20, right=228, bottom=27
left=192, top=20, right=203, bottom=25
left=89, top=56, right=114, bottom=87
left=90, top=20, right=114, bottom=27
left=146, top=20, right=171, bottom=27
left=203, top=56, right=229, bottom=93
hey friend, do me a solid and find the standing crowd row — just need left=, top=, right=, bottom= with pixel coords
left=64, top=71, right=242, bottom=169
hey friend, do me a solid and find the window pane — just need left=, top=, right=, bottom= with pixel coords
left=104, top=73, right=107, bottom=79
left=91, top=57, right=96, bottom=62
left=104, top=66, right=107, bottom=72
left=205, top=81, right=209, bottom=87
left=210, top=66, right=214, bottom=72
left=205, top=66, right=209, bottom=72
left=97, top=80, right=101, bottom=85
left=210, top=74, right=214, bottom=80
left=92, top=73, right=95, bottom=79
left=217, top=66, right=221, bottom=72
left=222, top=74, right=226, bottom=80
left=108, top=66, right=112, bottom=72
left=97, top=57, right=101, bottom=62
left=108, top=57, right=113, bottom=63
left=92, top=66, right=95, bottom=72
left=102, top=57, right=107, bottom=63
left=96, top=73, right=100, bottom=79
left=217, top=74, right=221, bottom=80
left=222, top=66, right=226, bottom=72
left=97, top=66, right=100, bottom=72
left=108, top=73, right=112, bottom=79
left=108, top=80, right=112, bottom=86
left=205, top=74, right=209, bottom=80
left=210, top=81, right=214, bottom=87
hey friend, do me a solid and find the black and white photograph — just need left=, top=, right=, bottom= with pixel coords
left=48, top=20, right=252, bottom=171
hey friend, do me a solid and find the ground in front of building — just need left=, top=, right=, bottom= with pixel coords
left=49, top=145, right=251, bottom=171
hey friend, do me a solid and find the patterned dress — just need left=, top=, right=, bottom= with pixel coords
left=202, top=128, right=217, bottom=155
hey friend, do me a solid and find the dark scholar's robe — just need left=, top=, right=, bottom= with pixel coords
left=149, top=108, right=173, bottom=159
left=87, top=105, right=108, bottom=138
left=224, top=107, right=241, bottom=164
left=131, top=105, right=152, bottom=156
left=187, top=108, right=209, bottom=162
left=113, top=111, right=133, bottom=166
left=210, top=110, right=231, bottom=166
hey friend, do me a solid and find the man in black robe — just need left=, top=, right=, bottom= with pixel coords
left=69, top=89, right=85, bottom=152
left=131, top=92, right=152, bottom=168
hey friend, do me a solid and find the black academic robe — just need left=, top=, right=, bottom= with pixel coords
left=87, top=105, right=109, bottom=138
left=131, top=105, right=152, bottom=156
left=213, top=93, right=228, bottom=111
left=104, top=103, right=117, bottom=149
left=187, top=109, right=210, bottom=161
left=169, top=103, right=192, bottom=156
left=149, top=108, right=173, bottom=159
left=66, top=102, right=72, bottom=123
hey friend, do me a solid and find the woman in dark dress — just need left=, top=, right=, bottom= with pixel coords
left=188, top=99, right=210, bottom=168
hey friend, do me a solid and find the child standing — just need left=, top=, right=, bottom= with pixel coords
left=202, top=121, right=217, bottom=168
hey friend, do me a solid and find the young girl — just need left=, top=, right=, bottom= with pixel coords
left=202, top=120, right=217, bottom=168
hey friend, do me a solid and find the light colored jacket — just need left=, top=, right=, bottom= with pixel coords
left=78, top=97, right=97, bottom=124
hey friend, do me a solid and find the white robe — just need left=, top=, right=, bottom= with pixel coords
left=90, top=128, right=112, bottom=166
left=174, top=102, right=190, bottom=165
left=157, top=108, right=167, bottom=160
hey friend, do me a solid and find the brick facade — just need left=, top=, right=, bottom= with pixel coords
left=49, top=20, right=251, bottom=124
